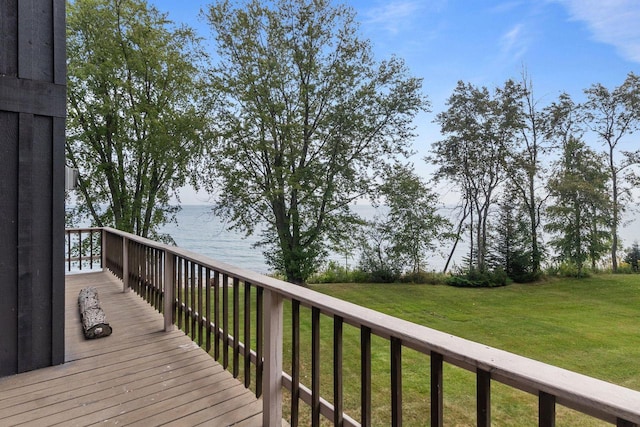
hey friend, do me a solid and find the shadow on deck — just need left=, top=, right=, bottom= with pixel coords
left=0, top=271, right=263, bottom=426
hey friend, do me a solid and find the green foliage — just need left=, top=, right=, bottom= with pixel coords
left=308, top=261, right=369, bottom=284
left=374, top=165, right=452, bottom=274
left=489, top=196, right=540, bottom=283
left=546, top=262, right=592, bottom=278
left=582, top=72, right=640, bottom=272
left=545, top=137, right=611, bottom=274
left=66, top=0, right=208, bottom=239
left=622, top=242, right=640, bottom=272
left=447, top=268, right=510, bottom=288
left=430, top=79, right=526, bottom=271
left=204, top=0, right=428, bottom=284
left=398, top=271, right=448, bottom=285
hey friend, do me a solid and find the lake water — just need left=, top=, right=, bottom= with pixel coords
left=159, top=204, right=639, bottom=274
left=159, top=204, right=382, bottom=274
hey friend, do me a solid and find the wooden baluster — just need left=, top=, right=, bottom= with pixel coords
left=431, top=352, right=444, bottom=427
left=177, top=258, right=183, bottom=330
left=214, top=270, right=220, bottom=361
left=291, top=300, right=300, bottom=427
left=184, top=261, right=191, bottom=337
left=539, top=391, right=555, bottom=427
left=256, top=286, right=264, bottom=398
left=223, top=273, right=229, bottom=369
left=312, top=307, right=321, bottom=427
left=190, top=262, right=196, bottom=339
left=233, top=277, right=240, bottom=378
left=206, top=268, right=211, bottom=353
left=198, top=265, right=203, bottom=346
left=334, top=315, right=344, bottom=426
left=78, top=230, right=82, bottom=270
left=163, top=251, right=175, bottom=332
left=89, top=230, right=93, bottom=269
left=477, top=369, right=491, bottom=427
left=122, top=237, right=129, bottom=292
left=244, top=281, right=251, bottom=388
left=361, top=326, right=372, bottom=427
left=66, top=230, right=71, bottom=271
left=391, top=337, right=402, bottom=427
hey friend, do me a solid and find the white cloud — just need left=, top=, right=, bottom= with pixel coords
left=500, top=23, right=529, bottom=60
left=364, top=1, right=432, bottom=34
left=553, top=0, right=640, bottom=63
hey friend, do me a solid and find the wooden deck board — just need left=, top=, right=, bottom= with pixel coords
left=0, top=270, right=263, bottom=426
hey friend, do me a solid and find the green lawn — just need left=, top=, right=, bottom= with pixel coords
left=196, top=274, right=640, bottom=425
left=291, top=275, right=640, bottom=426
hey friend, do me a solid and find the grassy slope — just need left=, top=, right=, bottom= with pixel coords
left=295, top=275, right=640, bottom=426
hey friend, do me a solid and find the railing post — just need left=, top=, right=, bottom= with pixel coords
left=122, top=236, right=129, bottom=292
left=262, top=289, right=283, bottom=427
left=163, top=251, right=175, bottom=332
left=101, top=228, right=107, bottom=270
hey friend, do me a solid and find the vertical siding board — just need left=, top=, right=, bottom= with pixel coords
left=17, top=113, right=34, bottom=373
left=31, top=115, right=53, bottom=369
left=0, top=112, right=19, bottom=377
left=17, top=0, right=33, bottom=79
left=0, top=0, right=18, bottom=75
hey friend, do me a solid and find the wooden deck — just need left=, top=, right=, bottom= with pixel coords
left=0, top=270, right=263, bottom=426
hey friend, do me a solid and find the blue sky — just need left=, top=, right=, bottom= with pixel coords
left=150, top=0, right=640, bottom=203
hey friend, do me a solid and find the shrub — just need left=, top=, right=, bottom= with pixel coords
left=446, top=268, right=510, bottom=288
left=308, top=261, right=372, bottom=284
left=546, top=262, right=591, bottom=278
left=399, top=271, right=448, bottom=285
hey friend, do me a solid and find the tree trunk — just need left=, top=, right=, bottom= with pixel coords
left=78, top=287, right=112, bottom=339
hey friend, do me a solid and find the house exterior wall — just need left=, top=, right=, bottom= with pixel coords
left=0, top=0, right=66, bottom=376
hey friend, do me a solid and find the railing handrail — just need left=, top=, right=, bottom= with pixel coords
left=67, top=227, right=640, bottom=425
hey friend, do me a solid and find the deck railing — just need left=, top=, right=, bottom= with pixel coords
left=65, top=227, right=640, bottom=427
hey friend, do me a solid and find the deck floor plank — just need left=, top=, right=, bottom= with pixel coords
left=0, top=270, right=263, bottom=426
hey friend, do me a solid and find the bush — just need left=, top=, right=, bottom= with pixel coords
left=446, top=268, right=510, bottom=288
left=616, top=262, right=635, bottom=274
left=545, top=262, right=591, bottom=278
left=399, top=271, right=448, bottom=285
left=308, top=261, right=372, bottom=284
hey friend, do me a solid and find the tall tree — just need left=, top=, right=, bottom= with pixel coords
left=375, top=165, right=451, bottom=274
left=431, top=80, right=524, bottom=271
left=204, top=0, right=428, bottom=283
left=66, top=0, right=208, bottom=240
left=506, top=71, right=547, bottom=275
left=581, top=72, right=640, bottom=271
left=489, top=194, right=534, bottom=282
left=545, top=137, right=610, bottom=274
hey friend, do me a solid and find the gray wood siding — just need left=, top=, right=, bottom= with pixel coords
left=0, top=0, right=65, bottom=377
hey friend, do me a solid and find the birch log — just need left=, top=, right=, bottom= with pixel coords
left=78, top=287, right=112, bottom=338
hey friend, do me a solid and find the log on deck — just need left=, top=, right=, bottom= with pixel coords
left=0, top=270, right=263, bottom=426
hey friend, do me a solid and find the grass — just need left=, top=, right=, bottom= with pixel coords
left=183, top=274, right=640, bottom=426
left=301, top=274, right=640, bottom=426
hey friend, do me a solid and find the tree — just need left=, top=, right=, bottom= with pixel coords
left=431, top=80, right=524, bottom=272
left=489, top=194, right=535, bottom=282
left=374, top=165, right=451, bottom=274
left=582, top=73, right=640, bottom=271
left=506, top=71, right=547, bottom=275
left=204, top=0, right=428, bottom=283
left=624, top=242, right=640, bottom=272
left=545, top=137, right=611, bottom=274
left=66, top=0, right=208, bottom=240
